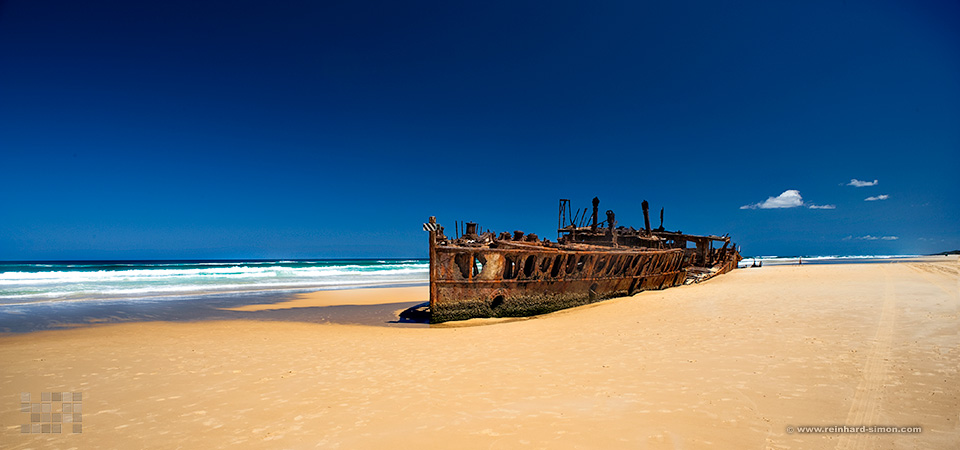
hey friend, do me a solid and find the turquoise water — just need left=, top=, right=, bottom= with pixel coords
left=0, top=260, right=428, bottom=306
left=1, top=256, right=927, bottom=305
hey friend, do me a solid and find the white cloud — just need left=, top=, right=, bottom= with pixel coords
left=808, top=204, right=836, bottom=209
left=741, top=190, right=804, bottom=210
left=865, top=194, right=890, bottom=201
left=853, top=235, right=899, bottom=241
left=848, top=179, right=878, bottom=187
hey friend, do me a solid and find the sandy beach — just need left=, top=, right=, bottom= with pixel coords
left=1, top=257, right=957, bottom=449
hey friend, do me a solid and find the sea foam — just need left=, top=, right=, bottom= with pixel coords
left=0, top=260, right=428, bottom=305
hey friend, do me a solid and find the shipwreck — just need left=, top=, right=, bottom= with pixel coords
left=421, top=197, right=741, bottom=323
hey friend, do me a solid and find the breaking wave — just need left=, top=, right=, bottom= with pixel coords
left=0, top=260, right=428, bottom=305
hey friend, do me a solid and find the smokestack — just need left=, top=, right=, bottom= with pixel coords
left=642, top=200, right=651, bottom=233
left=591, top=197, right=600, bottom=231
left=465, top=222, right=478, bottom=237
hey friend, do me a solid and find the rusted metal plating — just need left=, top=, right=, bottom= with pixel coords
left=425, top=198, right=741, bottom=323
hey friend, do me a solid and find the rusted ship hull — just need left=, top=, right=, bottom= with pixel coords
left=429, top=245, right=687, bottom=323
left=424, top=197, right=741, bottom=323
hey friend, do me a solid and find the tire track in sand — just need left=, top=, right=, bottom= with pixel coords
left=836, top=266, right=896, bottom=450
left=905, top=261, right=959, bottom=302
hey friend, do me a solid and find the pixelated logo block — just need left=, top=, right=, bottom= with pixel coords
left=19, top=392, right=83, bottom=434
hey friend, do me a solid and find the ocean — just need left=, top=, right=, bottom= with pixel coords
left=0, top=256, right=928, bottom=332
left=0, top=256, right=928, bottom=306
left=0, top=259, right=431, bottom=332
left=0, top=259, right=429, bottom=306
left=736, top=254, right=923, bottom=267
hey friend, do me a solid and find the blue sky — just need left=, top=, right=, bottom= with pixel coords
left=1, top=0, right=958, bottom=259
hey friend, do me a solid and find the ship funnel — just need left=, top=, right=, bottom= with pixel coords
left=591, top=197, right=600, bottom=231
left=464, top=222, right=478, bottom=237
left=642, top=200, right=651, bottom=233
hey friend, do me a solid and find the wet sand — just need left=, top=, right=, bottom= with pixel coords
left=0, top=286, right=430, bottom=333
left=221, top=286, right=428, bottom=312
left=1, top=257, right=957, bottom=449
